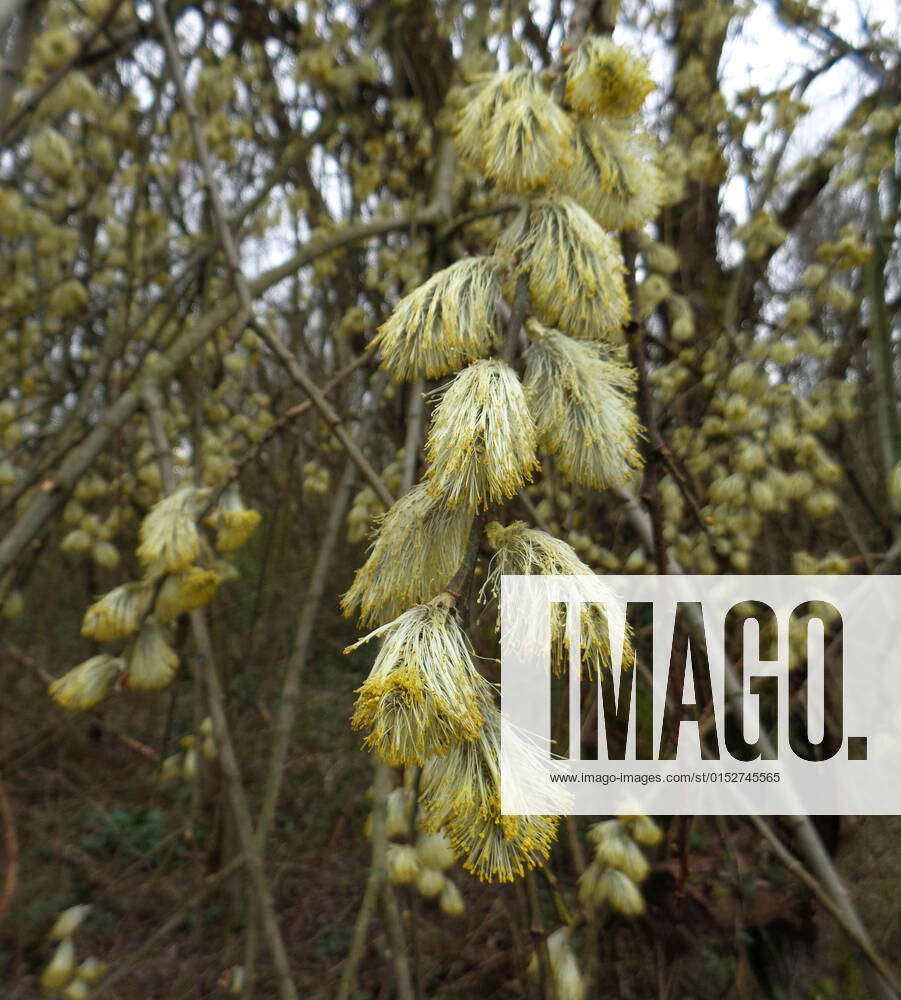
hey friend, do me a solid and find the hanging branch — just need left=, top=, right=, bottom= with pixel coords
left=242, top=381, right=390, bottom=993
left=613, top=484, right=900, bottom=999
left=142, top=383, right=300, bottom=1000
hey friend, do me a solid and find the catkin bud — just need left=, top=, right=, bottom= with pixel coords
left=416, top=867, right=446, bottom=899
left=41, top=938, right=76, bottom=992
left=75, top=956, right=108, bottom=984
left=439, top=877, right=465, bottom=917
left=159, top=754, right=182, bottom=783
left=415, top=831, right=455, bottom=871
left=92, top=541, right=120, bottom=569
left=386, top=787, right=413, bottom=840
left=63, top=978, right=90, bottom=1000
left=50, top=905, right=91, bottom=940
left=1, top=590, right=24, bottom=620
left=387, top=844, right=420, bottom=885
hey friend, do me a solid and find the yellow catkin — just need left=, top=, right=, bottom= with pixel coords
left=482, top=92, right=574, bottom=192
left=81, top=582, right=153, bottom=641
left=579, top=817, right=655, bottom=916
left=528, top=928, right=586, bottom=1000
left=523, top=320, right=643, bottom=489
left=341, top=481, right=472, bottom=627
left=481, top=519, right=633, bottom=675
left=565, top=118, right=662, bottom=230
left=371, top=257, right=502, bottom=380
left=48, top=655, right=124, bottom=711
left=454, top=68, right=543, bottom=171
left=419, top=702, right=560, bottom=883
left=346, top=602, right=493, bottom=767
left=425, top=359, right=538, bottom=510
left=579, top=864, right=646, bottom=915
left=438, top=877, right=466, bottom=917
left=565, top=36, right=654, bottom=118
left=500, top=198, right=629, bottom=340
left=136, top=488, right=200, bottom=574
left=154, top=567, right=221, bottom=622
left=126, top=617, right=179, bottom=690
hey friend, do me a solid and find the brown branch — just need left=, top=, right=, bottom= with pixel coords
left=525, top=870, right=555, bottom=1000
left=0, top=0, right=42, bottom=132
left=0, top=781, right=19, bottom=926
left=336, top=761, right=393, bottom=1000
left=623, top=233, right=669, bottom=575
left=748, top=815, right=900, bottom=994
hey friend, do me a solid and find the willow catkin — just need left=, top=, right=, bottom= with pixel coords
left=346, top=602, right=492, bottom=766
left=499, top=198, right=628, bottom=340
left=454, top=67, right=543, bottom=171
left=425, top=358, right=538, bottom=510
left=81, top=582, right=153, bottom=641
left=565, top=118, right=662, bottom=231
left=48, top=655, right=124, bottom=711
left=126, top=617, right=179, bottom=691
left=341, top=481, right=472, bottom=627
left=523, top=320, right=643, bottom=489
left=419, top=701, right=562, bottom=883
left=565, top=36, right=654, bottom=118
left=371, top=257, right=502, bottom=380
left=481, top=520, right=632, bottom=675
left=136, top=487, right=201, bottom=574
left=482, top=92, right=573, bottom=192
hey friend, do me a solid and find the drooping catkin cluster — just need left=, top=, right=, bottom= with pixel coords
left=40, top=904, right=108, bottom=996
left=369, top=772, right=467, bottom=918
left=579, top=815, right=662, bottom=916
left=48, top=485, right=261, bottom=712
left=343, top=34, right=659, bottom=883
left=158, top=717, right=220, bottom=785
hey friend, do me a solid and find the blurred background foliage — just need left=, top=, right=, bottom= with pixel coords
left=0, top=0, right=898, bottom=996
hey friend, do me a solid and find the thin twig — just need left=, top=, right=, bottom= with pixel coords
left=381, top=881, right=416, bottom=1000
left=748, top=814, right=900, bottom=994
left=336, top=761, right=393, bottom=1000
left=92, top=853, right=246, bottom=998
left=525, top=870, right=555, bottom=1000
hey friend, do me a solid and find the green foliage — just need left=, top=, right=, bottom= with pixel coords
left=79, top=807, right=166, bottom=861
